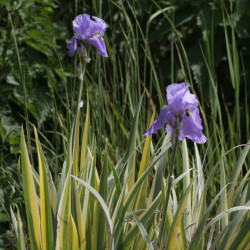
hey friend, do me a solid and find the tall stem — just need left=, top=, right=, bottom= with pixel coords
left=157, top=136, right=178, bottom=249
left=77, top=63, right=86, bottom=108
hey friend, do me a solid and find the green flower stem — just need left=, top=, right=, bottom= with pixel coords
left=157, top=136, right=178, bottom=249
left=77, top=62, right=87, bottom=108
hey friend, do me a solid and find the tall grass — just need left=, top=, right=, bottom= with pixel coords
left=0, top=0, right=249, bottom=249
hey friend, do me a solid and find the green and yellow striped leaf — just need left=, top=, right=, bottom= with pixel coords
left=55, top=172, right=71, bottom=250
left=34, top=127, right=54, bottom=250
left=80, top=96, right=90, bottom=172
left=10, top=206, right=26, bottom=250
left=20, top=126, right=42, bottom=250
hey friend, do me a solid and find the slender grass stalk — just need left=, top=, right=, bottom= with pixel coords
left=157, top=136, right=178, bottom=249
left=4, top=0, right=34, bottom=165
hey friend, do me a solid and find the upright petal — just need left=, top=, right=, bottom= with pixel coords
left=144, top=107, right=175, bottom=136
left=89, top=16, right=108, bottom=37
left=182, top=88, right=198, bottom=111
left=73, top=14, right=92, bottom=40
left=73, top=14, right=108, bottom=40
left=166, top=83, right=190, bottom=114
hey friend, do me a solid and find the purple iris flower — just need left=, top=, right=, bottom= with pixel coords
left=67, top=14, right=108, bottom=57
left=144, top=83, right=206, bottom=144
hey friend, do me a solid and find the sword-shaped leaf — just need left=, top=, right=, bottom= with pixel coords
left=20, top=127, right=42, bottom=250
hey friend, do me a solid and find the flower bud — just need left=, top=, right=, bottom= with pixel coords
left=77, top=62, right=83, bottom=80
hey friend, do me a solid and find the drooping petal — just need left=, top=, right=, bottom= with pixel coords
left=144, top=107, right=175, bottom=136
left=179, top=109, right=207, bottom=144
left=87, top=37, right=108, bottom=57
left=67, top=35, right=78, bottom=57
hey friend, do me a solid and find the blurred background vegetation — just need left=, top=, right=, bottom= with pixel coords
left=0, top=0, right=249, bottom=248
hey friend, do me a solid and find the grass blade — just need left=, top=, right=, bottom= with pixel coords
left=132, top=211, right=154, bottom=250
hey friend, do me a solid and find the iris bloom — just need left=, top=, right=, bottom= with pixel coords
left=67, top=14, right=108, bottom=58
left=144, top=83, right=206, bottom=144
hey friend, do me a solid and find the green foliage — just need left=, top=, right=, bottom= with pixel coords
left=0, top=0, right=249, bottom=249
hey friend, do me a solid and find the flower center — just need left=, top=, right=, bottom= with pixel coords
left=91, top=32, right=101, bottom=39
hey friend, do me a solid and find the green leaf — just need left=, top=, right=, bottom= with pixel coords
left=70, top=214, right=79, bottom=250
left=20, top=126, right=42, bottom=250
left=80, top=96, right=90, bottom=172
left=127, top=95, right=143, bottom=192
left=180, top=217, right=188, bottom=250
left=123, top=191, right=162, bottom=248
left=229, top=216, right=250, bottom=250
left=71, top=180, right=86, bottom=248
left=166, top=180, right=194, bottom=250
left=55, top=172, right=71, bottom=249
left=188, top=186, right=228, bottom=250
left=10, top=206, right=26, bottom=250
left=220, top=148, right=228, bottom=229
left=134, top=116, right=152, bottom=210
left=124, top=138, right=170, bottom=213
left=71, top=175, right=114, bottom=250
left=182, top=139, right=192, bottom=239
left=97, top=145, right=108, bottom=250
left=228, top=140, right=250, bottom=205
left=218, top=200, right=250, bottom=250
left=205, top=206, right=250, bottom=232
left=116, top=95, right=143, bottom=178
left=151, top=134, right=171, bottom=200
left=34, top=127, right=54, bottom=250
left=131, top=211, right=154, bottom=250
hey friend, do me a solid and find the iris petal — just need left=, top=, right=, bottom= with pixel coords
left=67, top=35, right=79, bottom=57
left=68, top=14, right=108, bottom=58
left=144, top=107, right=175, bottom=136
left=88, top=37, right=108, bottom=57
left=144, top=83, right=206, bottom=144
left=180, top=110, right=206, bottom=143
